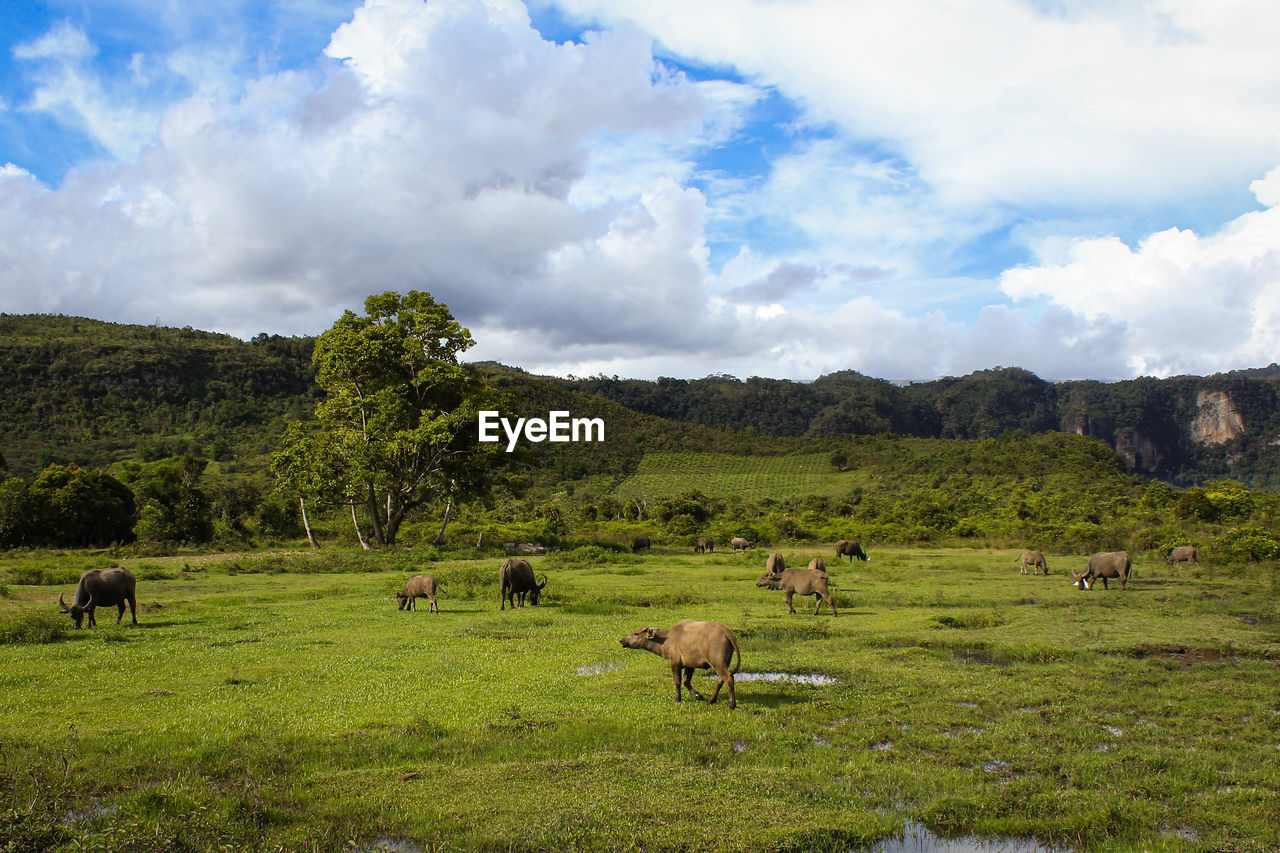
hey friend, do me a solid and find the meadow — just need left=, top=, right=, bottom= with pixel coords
left=1, top=545, right=1278, bottom=852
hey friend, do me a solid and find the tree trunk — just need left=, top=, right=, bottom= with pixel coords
left=366, top=483, right=386, bottom=546
left=299, top=497, right=320, bottom=549
left=350, top=501, right=370, bottom=551
left=476, top=530, right=484, bottom=549
left=431, top=499, right=454, bottom=546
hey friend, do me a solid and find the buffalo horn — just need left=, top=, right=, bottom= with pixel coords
left=536, top=573, right=548, bottom=590
left=58, top=593, right=68, bottom=612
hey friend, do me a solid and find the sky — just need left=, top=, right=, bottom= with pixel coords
left=2, top=0, right=1280, bottom=382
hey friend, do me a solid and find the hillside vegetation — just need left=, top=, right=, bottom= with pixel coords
left=5, top=314, right=1280, bottom=562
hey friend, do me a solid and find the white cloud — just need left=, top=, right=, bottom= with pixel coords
left=546, top=0, right=1280, bottom=210
left=5, top=0, right=1280, bottom=385
left=0, top=0, right=729, bottom=350
left=1000, top=165, right=1280, bottom=376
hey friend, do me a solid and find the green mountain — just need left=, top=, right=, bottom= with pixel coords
left=5, top=314, right=1280, bottom=490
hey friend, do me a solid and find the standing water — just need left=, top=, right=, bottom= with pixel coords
left=865, top=821, right=1071, bottom=853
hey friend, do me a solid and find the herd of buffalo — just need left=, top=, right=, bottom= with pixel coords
left=56, top=539, right=1201, bottom=709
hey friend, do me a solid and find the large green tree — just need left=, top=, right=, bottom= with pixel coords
left=275, top=290, right=502, bottom=547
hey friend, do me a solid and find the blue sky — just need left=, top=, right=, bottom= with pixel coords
left=3, top=0, right=1280, bottom=381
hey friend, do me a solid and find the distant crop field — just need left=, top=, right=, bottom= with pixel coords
left=1, top=547, right=1278, bottom=852
left=615, top=452, right=859, bottom=501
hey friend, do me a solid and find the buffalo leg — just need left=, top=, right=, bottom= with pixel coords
left=683, top=667, right=705, bottom=701
left=671, top=663, right=683, bottom=702
left=822, top=593, right=838, bottom=617
left=785, top=591, right=796, bottom=614
left=707, top=667, right=736, bottom=709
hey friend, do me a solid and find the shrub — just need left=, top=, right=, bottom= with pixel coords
left=0, top=611, right=69, bottom=645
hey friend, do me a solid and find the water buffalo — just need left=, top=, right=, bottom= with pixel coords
left=499, top=559, right=548, bottom=610
left=808, top=557, right=826, bottom=573
left=631, top=535, right=651, bottom=553
left=694, top=537, right=715, bottom=554
left=835, top=539, right=869, bottom=562
left=1168, top=545, right=1198, bottom=565
left=765, top=553, right=786, bottom=575
left=620, top=620, right=741, bottom=709
left=730, top=537, right=756, bottom=552
left=397, top=574, right=439, bottom=613
left=1019, top=550, right=1049, bottom=575
left=757, top=568, right=837, bottom=616
left=58, top=567, right=137, bottom=629
left=1072, top=551, right=1132, bottom=590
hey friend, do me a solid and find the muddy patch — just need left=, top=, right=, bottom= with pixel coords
left=865, top=821, right=1070, bottom=852
left=1128, top=644, right=1234, bottom=665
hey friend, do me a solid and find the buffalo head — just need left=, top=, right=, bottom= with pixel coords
left=529, top=573, right=549, bottom=605
left=58, top=592, right=94, bottom=629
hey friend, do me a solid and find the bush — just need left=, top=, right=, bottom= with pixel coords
left=0, top=611, right=69, bottom=645
left=546, top=545, right=640, bottom=568
left=1212, top=527, right=1280, bottom=562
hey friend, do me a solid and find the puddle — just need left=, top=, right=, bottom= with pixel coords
left=364, top=839, right=424, bottom=853
left=951, top=648, right=1010, bottom=666
left=866, top=821, right=1071, bottom=852
left=62, top=801, right=117, bottom=826
left=735, top=671, right=838, bottom=685
left=576, top=661, right=625, bottom=676
left=871, top=741, right=894, bottom=751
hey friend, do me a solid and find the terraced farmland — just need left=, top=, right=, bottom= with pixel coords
left=613, top=451, right=859, bottom=501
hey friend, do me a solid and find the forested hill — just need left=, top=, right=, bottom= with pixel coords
left=5, top=314, right=1280, bottom=488
left=560, top=366, right=1280, bottom=487
left=0, top=314, right=320, bottom=478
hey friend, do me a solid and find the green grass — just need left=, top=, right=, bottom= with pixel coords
left=1, top=547, right=1278, bottom=852
left=615, top=452, right=857, bottom=501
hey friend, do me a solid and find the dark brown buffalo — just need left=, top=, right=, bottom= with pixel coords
left=730, top=537, right=756, bottom=552
left=1072, top=551, right=1132, bottom=590
left=59, top=567, right=137, bottom=629
left=620, top=620, right=741, bottom=709
left=1167, top=545, right=1198, bottom=565
left=757, top=568, right=837, bottom=616
left=1019, top=550, right=1049, bottom=575
left=499, top=558, right=548, bottom=610
left=764, top=553, right=786, bottom=575
left=808, top=557, right=826, bottom=573
left=835, top=540, right=869, bottom=562
left=397, top=574, right=439, bottom=613
left=694, top=537, right=715, bottom=554
left=631, top=535, right=652, bottom=553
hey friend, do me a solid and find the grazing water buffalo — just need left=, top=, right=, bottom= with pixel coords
left=835, top=540, right=869, bottom=562
left=499, top=559, right=548, bottom=610
left=620, top=620, right=741, bottom=709
left=1019, top=550, right=1049, bottom=575
left=631, top=535, right=651, bottom=553
left=765, top=553, right=787, bottom=575
left=694, top=537, right=715, bottom=554
left=757, top=568, right=837, bottom=616
left=808, top=557, right=826, bottom=573
left=59, top=567, right=137, bottom=629
left=397, top=574, right=439, bottom=613
left=1073, top=551, right=1132, bottom=590
left=730, top=537, right=756, bottom=552
left=1168, top=545, right=1198, bottom=565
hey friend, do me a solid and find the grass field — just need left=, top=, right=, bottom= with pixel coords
left=1, top=546, right=1278, bottom=852
left=614, top=453, right=858, bottom=501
